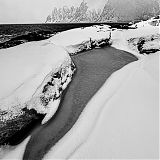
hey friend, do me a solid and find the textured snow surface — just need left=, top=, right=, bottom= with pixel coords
left=44, top=52, right=159, bottom=159
left=49, top=25, right=111, bottom=54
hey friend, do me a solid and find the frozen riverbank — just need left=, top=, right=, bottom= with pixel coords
left=2, top=46, right=137, bottom=160
left=44, top=52, right=159, bottom=159
left=0, top=20, right=159, bottom=159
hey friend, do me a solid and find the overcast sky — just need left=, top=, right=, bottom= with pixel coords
left=0, top=0, right=106, bottom=24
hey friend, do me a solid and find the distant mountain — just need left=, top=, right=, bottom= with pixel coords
left=45, top=0, right=160, bottom=23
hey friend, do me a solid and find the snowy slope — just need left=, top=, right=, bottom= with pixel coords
left=49, top=25, right=111, bottom=54
left=44, top=52, right=159, bottom=159
left=0, top=41, right=75, bottom=124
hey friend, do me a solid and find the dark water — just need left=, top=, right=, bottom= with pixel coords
left=0, top=23, right=93, bottom=48
left=0, top=22, right=130, bottom=49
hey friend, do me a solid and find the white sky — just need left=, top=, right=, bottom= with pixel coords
left=0, top=0, right=106, bottom=24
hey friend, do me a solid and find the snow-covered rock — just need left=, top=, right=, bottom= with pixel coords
left=0, top=23, right=158, bottom=159
left=49, top=25, right=111, bottom=55
left=0, top=41, right=75, bottom=124
left=1, top=52, right=158, bottom=160
left=131, top=16, right=160, bottom=28
left=111, top=22, right=159, bottom=56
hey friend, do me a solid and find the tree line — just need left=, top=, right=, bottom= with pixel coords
left=45, top=0, right=160, bottom=23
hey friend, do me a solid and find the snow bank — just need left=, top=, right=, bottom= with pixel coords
left=49, top=25, right=111, bottom=54
left=0, top=41, right=75, bottom=124
left=131, top=16, right=160, bottom=28
left=2, top=52, right=158, bottom=159
left=111, top=20, right=159, bottom=57
left=44, top=52, right=159, bottom=159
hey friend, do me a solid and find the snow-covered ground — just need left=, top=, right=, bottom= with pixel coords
left=49, top=25, right=111, bottom=54
left=2, top=51, right=159, bottom=159
left=131, top=16, right=159, bottom=28
left=0, top=41, right=75, bottom=124
left=0, top=25, right=112, bottom=157
left=0, top=20, right=159, bottom=159
left=44, top=52, right=159, bottom=159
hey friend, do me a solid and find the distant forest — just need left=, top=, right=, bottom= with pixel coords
left=45, top=0, right=160, bottom=23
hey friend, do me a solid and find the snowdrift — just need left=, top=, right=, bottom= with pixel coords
left=0, top=41, right=75, bottom=125
left=49, top=25, right=111, bottom=54
left=2, top=52, right=158, bottom=159
left=44, top=52, right=159, bottom=159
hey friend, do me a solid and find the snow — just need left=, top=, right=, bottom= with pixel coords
left=0, top=22, right=159, bottom=159
left=49, top=25, right=111, bottom=54
left=0, top=41, right=66, bottom=103
left=1, top=52, right=158, bottom=159
left=0, top=40, right=74, bottom=123
left=44, top=52, right=159, bottom=159
left=111, top=21, right=159, bottom=57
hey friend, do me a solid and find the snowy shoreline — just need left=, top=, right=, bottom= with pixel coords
left=0, top=17, right=159, bottom=159
left=0, top=24, right=111, bottom=147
